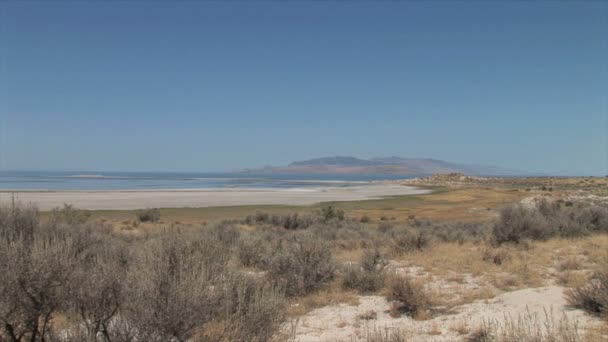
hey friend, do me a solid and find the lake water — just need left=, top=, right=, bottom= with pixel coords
left=0, top=171, right=418, bottom=190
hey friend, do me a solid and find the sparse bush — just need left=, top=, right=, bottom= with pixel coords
left=492, top=200, right=608, bottom=245
left=244, top=211, right=315, bottom=230
left=360, top=215, right=371, bottom=223
left=50, top=203, right=91, bottom=224
left=386, top=274, right=431, bottom=319
left=211, top=221, right=241, bottom=248
left=135, top=207, right=161, bottom=222
left=342, top=249, right=387, bottom=293
left=390, top=228, right=430, bottom=255
left=267, top=234, right=336, bottom=297
left=124, top=232, right=227, bottom=341
left=215, top=275, right=286, bottom=342
left=482, top=246, right=512, bottom=266
left=491, top=204, right=552, bottom=245
left=320, top=205, right=345, bottom=221
left=66, top=242, right=127, bottom=341
left=0, top=204, right=291, bottom=342
left=378, top=222, right=393, bottom=233
left=565, top=269, right=608, bottom=317
left=237, top=232, right=274, bottom=268
left=0, top=205, right=79, bottom=342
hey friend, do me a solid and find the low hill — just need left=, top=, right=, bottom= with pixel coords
left=243, top=156, right=522, bottom=176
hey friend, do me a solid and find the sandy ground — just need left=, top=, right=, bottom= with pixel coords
left=294, top=287, right=604, bottom=342
left=0, top=184, right=430, bottom=210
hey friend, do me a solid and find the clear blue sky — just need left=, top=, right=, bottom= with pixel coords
left=1, top=1, right=606, bottom=175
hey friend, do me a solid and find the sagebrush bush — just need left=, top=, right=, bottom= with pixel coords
left=565, top=269, right=608, bottom=317
left=267, top=234, right=336, bottom=297
left=135, top=207, right=161, bottom=222
left=244, top=211, right=315, bottom=230
left=0, top=204, right=97, bottom=342
left=492, top=199, right=608, bottom=245
left=0, top=204, right=288, bottom=342
left=492, top=204, right=552, bottom=245
left=50, top=203, right=91, bottom=225
left=342, top=249, right=387, bottom=293
left=124, top=233, right=226, bottom=341
left=237, top=233, right=274, bottom=268
left=215, top=275, right=286, bottom=342
left=319, top=205, right=345, bottom=221
left=211, top=221, right=241, bottom=249
left=386, top=273, right=431, bottom=319
left=390, top=228, right=430, bottom=255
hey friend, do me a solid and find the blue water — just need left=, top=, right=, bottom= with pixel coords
left=0, top=171, right=418, bottom=190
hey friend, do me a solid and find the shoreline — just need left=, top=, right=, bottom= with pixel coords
left=0, top=184, right=430, bottom=210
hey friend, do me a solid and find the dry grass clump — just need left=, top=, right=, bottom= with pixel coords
left=359, top=325, right=411, bottom=342
left=385, top=273, right=431, bottom=320
left=482, top=245, right=513, bottom=266
left=135, top=207, right=161, bottom=222
left=342, top=249, right=388, bottom=293
left=468, top=309, right=581, bottom=342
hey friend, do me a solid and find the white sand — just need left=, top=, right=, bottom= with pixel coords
left=0, top=184, right=429, bottom=210
left=295, top=286, right=602, bottom=342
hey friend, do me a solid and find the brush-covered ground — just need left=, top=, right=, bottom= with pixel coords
left=2, top=176, right=608, bottom=341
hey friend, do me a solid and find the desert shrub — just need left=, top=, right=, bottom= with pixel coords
left=135, top=207, right=161, bottom=222
left=319, top=205, right=345, bottom=221
left=237, top=233, right=274, bottom=268
left=578, top=205, right=608, bottom=233
left=386, top=273, right=431, bottom=319
left=245, top=211, right=270, bottom=224
left=491, top=204, right=552, bottom=245
left=482, top=246, right=512, bottom=266
left=66, top=241, right=127, bottom=341
left=0, top=203, right=38, bottom=243
left=314, top=222, right=376, bottom=251
left=211, top=221, right=241, bottom=249
left=0, top=204, right=292, bottom=342
left=342, top=249, right=387, bottom=293
left=360, top=215, right=371, bottom=223
left=267, top=234, right=336, bottom=297
left=124, top=233, right=225, bottom=341
left=244, top=211, right=316, bottom=230
left=565, top=269, right=608, bottom=317
left=389, top=228, right=430, bottom=255
left=213, top=275, right=286, bottom=342
left=430, top=222, right=487, bottom=244
left=0, top=205, right=79, bottom=342
left=378, top=222, right=393, bottom=234
left=50, top=203, right=91, bottom=225
left=282, top=213, right=315, bottom=230
left=492, top=200, right=608, bottom=245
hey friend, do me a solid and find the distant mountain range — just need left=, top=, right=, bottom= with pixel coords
left=242, top=156, right=524, bottom=176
